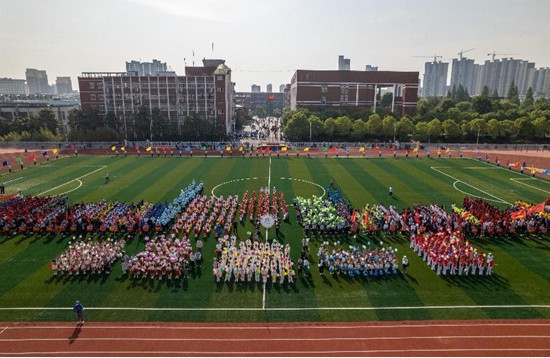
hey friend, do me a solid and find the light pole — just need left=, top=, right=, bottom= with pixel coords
left=308, top=119, right=312, bottom=146
left=393, top=119, right=397, bottom=143
left=476, top=125, right=481, bottom=149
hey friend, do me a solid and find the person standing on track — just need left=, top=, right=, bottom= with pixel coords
left=73, top=300, right=84, bottom=324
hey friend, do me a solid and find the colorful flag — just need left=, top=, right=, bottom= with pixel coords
left=53, top=148, right=58, bottom=154
left=375, top=147, right=380, bottom=153
left=2, top=161, right=7, bottom=167
left=226, top=146, right=231, bottom=151
left=42, top=151, right=48, bottom=157
left=437, top=148, right=441, bottom=155
left=513, top=161, right=521, bottom=168
left=15, top=157, right=21, bottom=163
left=388, top=147, right=394, bottom=153
left=542, top=169, right=550, bottom=175
left=446, top=148, right=450, bottom=153
left=200, top=146, right=206, bottom=151
left=185, top=146, right=191, bottom=151
left=527, top=201, right=545, bottom=215
left=271, top=146, right=278, bottom=152
left=281, top=146, right=287, bottom=152
left=510, top=207, right=526, bottom=220
left=329, top=147, right=337, bottom=152
left=29, top=154, right=36, bottom=161
left=111, top=145, right=116, bottom=151
left=292, top=147, right=297, bottom=153
left=413, top=147, right=419, bottom=153
left=120, top=146, right=125, bottom=151
left=424, top=147, right=430, bottom=154
left=239, top=146, right=243, bottom=152
left=358, top=147, right=365, bottom=152
left=145, top=146, right=152, bottom=152
left=303, top=147, right=310, bottom=152
left=71, top=145, right=75, bottom=151
left=135, top=146, right=139, bottom=151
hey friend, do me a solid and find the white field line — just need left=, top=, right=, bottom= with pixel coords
left=452, top=181, right=503, bottom=204
left=3, top=177, right=23, bottom=184
left=5, top=322, right=550, bottom=330
left=1, top=349, right=549, bottom=356
left=38, top=165, right=106, bottom=196
left=281, top=177, right=326, bottom=198
left=431, top=166, right=513, bottom=206
left=1, top=335, right=549, bottom=343
left=510, top=178, right=550, bottom=195
left=0, top=327, right=6, bottom=336
left=1, top=304, right=549, bottom=311
left=467, top=157, right=550, bottom=183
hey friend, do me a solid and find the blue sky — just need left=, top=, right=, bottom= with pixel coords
left=1, top=0, right=549, bottom=92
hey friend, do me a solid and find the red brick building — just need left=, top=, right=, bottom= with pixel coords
left=289, top=70, right=419, bottom=116
left=78, top=59, right=234, bottom=136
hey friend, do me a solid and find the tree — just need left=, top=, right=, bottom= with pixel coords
left=0, top=117, right=9, bottom=137
left=514, top=117, right=534, bottom=139
left=334, top=116, right=353, bottom=139
left=520, top=87, right=534, bottom=112
left=427, top=118, right=443, bottom=141
left=365, top=114, right=382, bottom=138
left=381, top=115, right=396, bottom=139
left=282, top=110, right=310, bottom=141
left=436, top=98, right=455, bottom=114
left=36, top=108, right=59, bottom=135
left=442, top=119, right=461, bottom=140
left=472, top=95, right=493, bottom=114
left=351, top=119, right=368, bottom=141
left=380, top=92, right=393, bottom=108
left=532, top=117, right=548, bottom=139
left=486, top=118, right=503, bottom=140
left=413, top=122, right=430, bottom=142
left=255, top=106, right=266, bottom=120
left=323, top=118, right=336, bottom=139
left=506, top=81, right=520, bottom=105
left=396, top=117, right=415, bottom=141
left=534, top=97, right=549, bottom=111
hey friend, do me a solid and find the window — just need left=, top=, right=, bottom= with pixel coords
left=321, top=96, right=327, bottom=104
left=217, top=76, right=223, bottom=80
left=218, top=109, right=224, bottom=114
left=90, top=94, right=96, bottom=100
left=217, top=87, right=223, bottom=92
left=89, top=82, right=95, bottom=89
left=321, top=85, right=328, bottom=93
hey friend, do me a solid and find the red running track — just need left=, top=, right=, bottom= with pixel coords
left=0, top=320, right=549, bottom=356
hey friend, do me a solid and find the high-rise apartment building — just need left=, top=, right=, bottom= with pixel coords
left=450, top=58, right=476, bottom=95
left=251, top=85, right=261, bottom=93
left=365, top=65, right=378, bottom=72
left=338, top=55, right=351, bottom=71
left=25, top=68, right=50, bottom=94
left=421, top=61, right=448, bottom=97
left=266, top=84, right=272, bottom=93
left=79, top=59, right=234, bottom=135
left=55, top=77, right=73, bottom=95
left=279, top=84, right=286, bottom=93
left=125, top=59, right=168, bottom=76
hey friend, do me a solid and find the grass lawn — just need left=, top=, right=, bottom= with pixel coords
left=0, top=154, right=549, bottom=322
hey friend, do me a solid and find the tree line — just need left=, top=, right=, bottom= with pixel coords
left=282, top=83, right=550, bottom=143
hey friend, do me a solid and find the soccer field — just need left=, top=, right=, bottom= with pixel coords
left=1, top=154, right=549, bottom=322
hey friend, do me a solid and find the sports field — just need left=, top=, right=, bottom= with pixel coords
left=1, top=154, right=549, bottom=323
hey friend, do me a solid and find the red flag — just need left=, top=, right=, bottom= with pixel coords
left=329, top=147, right=337, bottom=152
left=389, top=147, right=394, bottom=153
left=513, top=162, right=521, bottom=168
left=135, top=146, right=139, bottom=151
left=375, top=147, right=380, bottom=153
left=268, top=94, right=275, bottom=100
left=70, top=210, right=75, bottom=224
left=510, top=207, right=526, bottom=220
left=527, top=201, right=545, bottom=215
left=506, top=160, right=509, bottom=166
left=71, top=145, right=75, bottom=151
left=161, top=147, right=165, bottom=151
left=351, top=210, right=357, bottom=224
left=29, top=154, right=36, bottom=160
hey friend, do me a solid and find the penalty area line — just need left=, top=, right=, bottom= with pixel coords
left=38, top=165, right=106, bottom=196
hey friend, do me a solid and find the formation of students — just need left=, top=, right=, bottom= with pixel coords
left=317, top=242, right=400, bottom=277
left=213, top=235, right=295, bottom=284
left=129, top=234, right=195, bottom=280
left=294, top=196, right=348, bottom=235
left=51, top=239, right=126, bottom=275
left=0, top=180, right=203, bottom=235
left=411, top=230, right=494, bottom=276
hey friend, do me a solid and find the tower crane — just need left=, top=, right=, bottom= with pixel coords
left=458, top=48, right=475, bottom=60
left=487, top=51, right=518, bottom=61
left=413, top=54, right=443, bottom=62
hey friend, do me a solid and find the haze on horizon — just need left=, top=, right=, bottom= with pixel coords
left=1, top=0, right=549, bottom=93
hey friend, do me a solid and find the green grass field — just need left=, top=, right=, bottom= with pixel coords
left=1, top=154, right=549, bottom=322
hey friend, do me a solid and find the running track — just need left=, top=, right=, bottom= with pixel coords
left=1, top=320, right=550, bottom=356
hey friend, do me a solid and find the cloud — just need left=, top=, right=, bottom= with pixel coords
left=125, top=0, right=269, bottom=22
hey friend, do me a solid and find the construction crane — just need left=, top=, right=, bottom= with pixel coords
left=487, top=51, right=518, bottom=61
left=458, top=48, right=475, bottom=60
left=413, top=54, right=443, bottom=62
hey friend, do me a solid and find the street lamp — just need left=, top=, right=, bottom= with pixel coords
left=393, top=119, right=397, bottom=143
left=476, top=125, right=481, bottom=149
left=308, top=119, right=312, bottom=146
